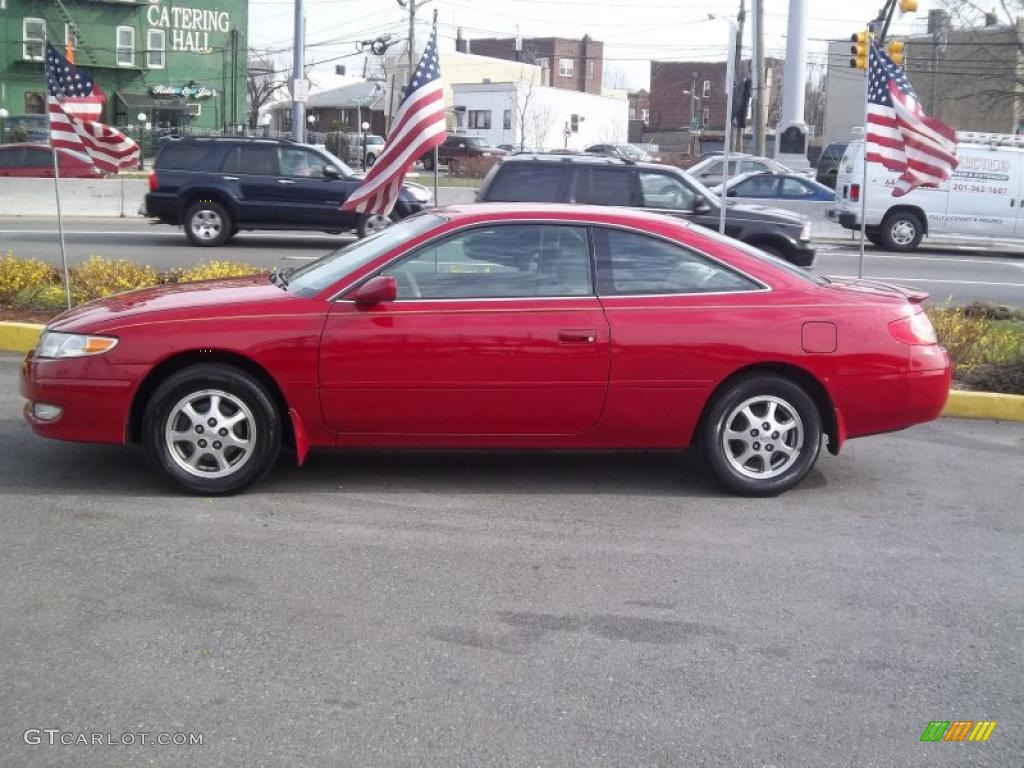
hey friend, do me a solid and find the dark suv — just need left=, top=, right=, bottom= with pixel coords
left=478, top=154, right=815, bottom=266
left=145, top=137, right=432, bottom=246
left=421, top=136, right=506, bottom=172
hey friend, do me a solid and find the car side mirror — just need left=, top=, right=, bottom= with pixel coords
left=726, top=188, right=737, bottom=197
left=323, top=165, right=340, bottom=178
left=351, top=275, right=397, bottom=306
left=693, top=194, right=712, bottom=213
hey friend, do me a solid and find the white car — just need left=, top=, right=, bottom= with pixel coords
left=689, top=154, right=798, bottom=187
left=829, top=133, right=1024, bottom=251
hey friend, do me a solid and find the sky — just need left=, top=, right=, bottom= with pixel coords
left=247, top=0, right=941, bottom=89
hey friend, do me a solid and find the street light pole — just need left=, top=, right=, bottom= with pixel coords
left=709, top=14, right=737, bottom=235
left=137, top=112, right=147, bottom=170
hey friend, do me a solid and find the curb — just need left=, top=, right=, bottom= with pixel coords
left=0, top=322, right=45, bottom=354
left=1, top=321, right=1022, bottom=422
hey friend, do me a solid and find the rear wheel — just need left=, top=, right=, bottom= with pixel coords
left=366, top=153, right=377, bottom=167
left=421, top=153, right=435, bottom=171
left=184, top=200, right=232, bottom=247
left=700, top=374, right=822, bottom=496
left=879, top=210, right=924, bottom=252
left=357, top=213, right=392, bottom=238
left=143, top=363, right=281, bottom=495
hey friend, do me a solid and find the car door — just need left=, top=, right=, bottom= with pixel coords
left=0, top=147, right=23, bottom=177
left=591, top=225, right=767, bottom=446
left=218, top=144, right=282, bottom=224
left=318, top=223, right=611, bottom=436
left=730, top=175, right=780, bottom=199
left=19, top=146, right=54, bottom=177
left=276, top=146, right=359, bottom=228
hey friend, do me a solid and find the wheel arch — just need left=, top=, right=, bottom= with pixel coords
left=742, top=233, right=793, bottom=255
left=127, top=349, right=293, bottom=450
left=882, top=204, right=929, bottom=235
left=179, top=187, right=239, bottom=219
left=692, top=362, right=841, bottom=456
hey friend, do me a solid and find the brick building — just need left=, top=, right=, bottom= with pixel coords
left=454, top=32, right=603, bottom=95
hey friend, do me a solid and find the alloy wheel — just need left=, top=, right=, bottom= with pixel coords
left=164, top=389, right=255, bottom=479
left=890, top=219, right=917, bottom=246
left=720, top=395, right=804, bottom=480
left=191, top=209, right=222, bottom=241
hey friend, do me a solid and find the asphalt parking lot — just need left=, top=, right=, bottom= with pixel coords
left=1, top=354, right=1021, bottom=767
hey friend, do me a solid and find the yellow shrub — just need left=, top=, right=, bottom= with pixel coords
left=926, top=305, right=1024, bottom=373
left=69, top=255, right=159, bottom=303
left=12, top=284, right=70, bottom=311
left=0, top=253, right=58, bottom=301
left=176, top=261, right=265, bottom=283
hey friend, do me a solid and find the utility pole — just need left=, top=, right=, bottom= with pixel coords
left=751, top=0, right=765, bottom=155
left=733, top=0, right=746, bottom=151
left=690, top=71, right=697, bottom=154
left=290, top=0, right=305, bottom=143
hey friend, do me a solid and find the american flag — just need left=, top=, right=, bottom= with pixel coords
left=341, top=23, right=446, bottom=216
left=46, top=43, right=139, bottom=174
left=866, top=40, right=958, bottom=197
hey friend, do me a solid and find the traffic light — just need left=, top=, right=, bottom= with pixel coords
left=850, top=31, right=870, bottom=69
left=898, top=0, right=918, bottom=12
left=887, top=40, right=906, bottom=66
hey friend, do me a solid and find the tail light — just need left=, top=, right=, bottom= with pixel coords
left=849, top=183, right=860, bottom=202
left=888, top=309, right=937, bottom=345
left=147, top=170, right=158, bottom=192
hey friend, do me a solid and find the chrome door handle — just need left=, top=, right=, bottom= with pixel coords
left=222, top=176, right=239, bottom=181
left=277, top=179, right=295, bottom=185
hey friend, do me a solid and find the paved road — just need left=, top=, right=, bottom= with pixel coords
left=1, top=355, right=1022, bottom=766
left=2, top=217, right=1024, bottom=306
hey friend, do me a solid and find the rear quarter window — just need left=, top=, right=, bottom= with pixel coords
left=156, top=144, right=218, bottom=171
left=484, top=164, right=565, bottom=202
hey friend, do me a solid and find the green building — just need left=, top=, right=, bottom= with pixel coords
left=0, top=0, right=247, bottom=133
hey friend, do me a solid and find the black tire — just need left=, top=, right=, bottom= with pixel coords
left=699, top=373, right=822, bottom=496
left=143, top=363, right=282, bottom=495
left=421, top=153, right=435, bottom=171
left=865, top=228, right=883, bottom=247
left=448, top=158, right=461, bottom=176
left=366, top=153, right=377, bottom=167
left=879, top=210, right=924, bottom=252
left=184, top=200, right=233, bottom=247
left=356, top=213, right=393, bottom=239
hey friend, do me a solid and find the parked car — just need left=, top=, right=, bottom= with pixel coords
left=711, top=172, right=836, bottom=202
left=0, top=114, right=48, bottom=144
left=584, top=143, right=657, bottom=162
left=687, top=154, right=795, bottom=187
left=0, top=144, right=102, bottom=178
left=815, top=141, right=849, bottom=189
left=421, top=136, right=506, bottom=172
left=478, top=153, right=816, bottom=266
left=21, top=203, right=950, bottom=496
left=342, top=133, right=385, bottom=167
left=144, top=136, right=432, bottom=246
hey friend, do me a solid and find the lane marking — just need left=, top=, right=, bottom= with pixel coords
left=820, top=250, right=1024, bottom=267
left=826, top=274, right=1024, bottom=288
left=0, top=229, right=350, bottom=240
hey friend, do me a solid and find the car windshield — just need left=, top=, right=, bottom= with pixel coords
left=366, top=135, right=385, bottom=145
left=463, top=138, right=486, bottom=148
left=615, top=144, right=644, bottom=160
left=314, top=147, right=356, bottom=177
left=285, top=214, right=445, bottom=297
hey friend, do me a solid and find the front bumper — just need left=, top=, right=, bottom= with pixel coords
left=786, top=238, right=816, bottom=268
left=21, top=352, right=136, bottom=444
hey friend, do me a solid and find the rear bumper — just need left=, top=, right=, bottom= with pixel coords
left=144, top=192, right=181, bottom=224
left=827, top=207, right=859, bottom=230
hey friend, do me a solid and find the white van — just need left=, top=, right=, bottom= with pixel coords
left=828, top=132, right=1024, bottom=251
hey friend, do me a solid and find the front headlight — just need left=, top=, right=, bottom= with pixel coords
left=36, top=331, right=118, bottom=359
left=800, top=221, right=812, bottom=241
left=403, top=182, right=432, bottom=204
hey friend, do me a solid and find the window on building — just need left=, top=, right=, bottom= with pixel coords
left=468, top=110, right=491, bottom=129
left=147, top=28, right=165, bottom=69
left=502, top=109, right=512, bottom=130
left=587, top=60, right=594, bottom=80
left=629, top=108, right=636, bottom=120
left=23, top=18, right=45, bottom=61
left=65, top=23, right=77, bottom=51
left=570, top=113, right=580, bottom=132
left=24, top=92, right=45, bottom=115
left=702, top=79, right=711, bottom=98
left=641, top=108, right=649, bottom=122
left=559, top=58, right=574, bottom=78
left=702, top=108, right=710, bottom=127
left=116, top=26, right=135, bottom=67
left=454, top=110, right=465, bottom=129
left=536, top=57, right=550, bottom=85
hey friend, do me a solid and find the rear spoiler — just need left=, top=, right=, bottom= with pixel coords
left=826, top=276, right=929, bottom=304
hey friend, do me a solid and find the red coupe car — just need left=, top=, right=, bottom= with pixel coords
left=21, top=204, right=950, bottom=496
left=0, top=143, right=103, bottom=178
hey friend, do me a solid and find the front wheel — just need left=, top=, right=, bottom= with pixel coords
left=879, top=211, right=924, bottom=252
left=356, top=213, right=392, bottom=238
left=184, top=200, right=233, bottom=247
left=143, top=363, right=281, bottom=495
left=700, top=374, right=822, bottom=496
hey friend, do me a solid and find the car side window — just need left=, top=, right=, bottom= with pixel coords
left=0, top=148, right=23, bottom=168
left=699, top=160, right=722, bottom=177
left=780, top=177, right=813, bottom=197
left=593, top=227, right=760, bottom=295
left=486, top=165, right=564, bottom=202
left=740, top=160, right=764, bottom=174
left=577, top=168, right=634, bottom=206
left=639, top=171, right=696, bottom=210
left=734, top=175, right=778, bottom=197
left=279, top=147, right=325, bottom=178
left=381, top=224, right=593, bottom=299
left=23, top=148, right=52, bottom=168
left=220, top=145, right=277, bottom=175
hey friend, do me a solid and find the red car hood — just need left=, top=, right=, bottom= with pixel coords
left=48, top=276, right=295, bottom=333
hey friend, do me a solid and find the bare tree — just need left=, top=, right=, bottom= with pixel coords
left=512, top=67, right=554, bottom=150
left=247, top=49, right=287, bottom=129
left=602, top=66, right=630, bottom=91
left=803, top=64, right=826, bottom=138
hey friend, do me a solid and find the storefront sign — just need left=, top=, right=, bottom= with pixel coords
left=147, top=1, right=232, bottom=53
left=150, top=84, right=216, bottom=99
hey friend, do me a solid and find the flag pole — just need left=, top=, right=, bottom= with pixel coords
left=857, top=37, right=871, bottom=280
left=44, top=35, right=73, bottom=309
left=432, top=10, right=439, bottom=204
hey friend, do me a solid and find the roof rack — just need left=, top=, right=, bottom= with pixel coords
left=956, top=131, right=1024, bottom=148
